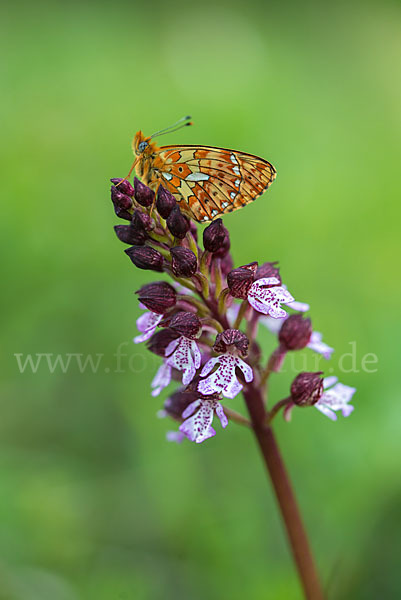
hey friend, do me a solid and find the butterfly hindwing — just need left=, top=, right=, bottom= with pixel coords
left=157, top=145, right=276, bottom=222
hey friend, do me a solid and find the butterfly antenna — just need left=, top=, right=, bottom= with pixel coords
left=150, top=116, right=192, bottom=139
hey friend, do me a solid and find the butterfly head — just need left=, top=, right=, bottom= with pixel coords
left=132, top=131, right=158, bottom=157
left=133, top=117, right=192, bottom=158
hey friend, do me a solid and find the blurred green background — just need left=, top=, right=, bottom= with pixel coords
left=1, top=0, right=400, bottom=598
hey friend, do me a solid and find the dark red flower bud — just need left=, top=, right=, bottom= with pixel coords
left=278, top=315, right=312, bottom=350
left=213, top=329, right=249, bottom=357
left=125, top=245, right=164, bottom=271
left=110, top=178, right=135, bottom=197
left=114, top=210, right=153, bottom=245
left=167, top=206, right=190, bottom=239
left=227, top=262, right=258, bottom=298
left=133, top=177, right=155, bottom=207
left=133, top=210, right=153, bottom=232
left=136, top=281, right=177, bottom=314
left=114, top=224, right=146, bottom=245
left=213, top=229, right=231, bottom=258
left=163, top=387, right=199, bottom=420
left=290, top=372, right=324, bottom=406
left=203, top=218, right=229, bottom=253
left=165, top=311, right=202, bottom=339
left=156, top=185, right=176, bottom=218
left=111, top=186, right=133, bottom=221
left=256, top=261, right=281, bottom=283
left=170, top=246, right=198, bottom=278
left=147, top=329, right=179, bottom=356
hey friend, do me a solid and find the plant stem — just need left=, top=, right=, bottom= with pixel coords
left=222, top=406, right=251, bottom=427
left=267, top=397, right=292, bottom=424
left=242, top=382, right=324, bottom=600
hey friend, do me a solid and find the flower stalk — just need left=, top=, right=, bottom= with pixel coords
left=109, top=175, right=356, bottom=598
left=243, top=383, right=324, bottom=600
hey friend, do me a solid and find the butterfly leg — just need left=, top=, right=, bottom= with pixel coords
left=116, top=157, right=139, bottom=188
left=149, top=181, right=161, bottom=219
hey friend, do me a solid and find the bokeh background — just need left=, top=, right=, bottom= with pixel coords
left=1, top=0, right=401, bottom=598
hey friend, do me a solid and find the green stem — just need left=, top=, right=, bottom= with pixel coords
left=233, top=299, right=249, bottom=329
left=201, top=317, right=224, bottom=334
left=194, top=272, right=210, bottom=298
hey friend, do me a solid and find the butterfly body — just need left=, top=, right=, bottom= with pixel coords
left=131, top=128, right=276, bottom=223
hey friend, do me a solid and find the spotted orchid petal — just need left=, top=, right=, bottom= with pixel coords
left=134, top=311, right=163, bottom=343
left=315, top=379, right=356, bottom=421
left=200, top=357, right=220, bottom=378
left=181, top=399, right=201, bottom=419
left=215, top=402, right=229, bottom=429
left=179, top=398, right=228, bottom=443
left=151, top=361, right=172, bottom=397
left=165, top=336, right=200, bottom=386
left=248, top=278, right=295, bottom=319
left=323, top=375, right=338, bottom=388
left=198, top=353, right=254, bottom=399
left=286, top=300, right=310, bottom=312
left=307, top=331, right=334, bottom=360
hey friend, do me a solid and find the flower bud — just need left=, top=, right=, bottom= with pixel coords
left=147, top=329, right=179, bottom=356
left=256, top=261, right=281, bottom=283
left=278, top=315, right=312, bottom=350
left=290, top=372, right=324, bottom=406
left=170, top=246, right=197, bottom=278
left=133, top=177, right=155, bottom=207
left=136, top=281, right=177, bottom=314
left=213, top=229, right=230, bottom=258
left=110, top=178, right=135, bottom=197
left=163, top=387, right=199, bottom=420
left=203, top=218, right=227, bottom=252
left=167, top=206, right=190, bottom=239
left=133, top=210, right=153, bottom=232
left=114, top=209, right=152, bottom=245
left=125, top=245, right=164, bottom=271
left=111, top=186, right=133, bottom=221
left=166, top=311, right=202, bottom=339
left=227, top=262, right=258, bottom=299
left=114, top=224, right=146, bottom=245
left=213, top=329, right=249, bottom=356
left=156, top=185, right=176, bottom=218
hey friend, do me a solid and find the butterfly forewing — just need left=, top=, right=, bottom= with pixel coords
left=157, top=145, right=276, bottom=222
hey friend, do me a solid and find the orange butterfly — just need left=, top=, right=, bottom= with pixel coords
left=124, top=116, right=276, bottom=223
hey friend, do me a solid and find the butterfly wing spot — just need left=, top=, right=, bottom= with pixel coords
left=230, top=192, right=236, bottom=199
left=230, top=153, right=238, bottom=165
left=235, top=179, right=240, bottom=187
left=162, top=172, right=173, bottom=181
left=186, top=172, right=210, bottom=182
left=233, top=166, right=240, bottom=175
left=211, top=209, right=219, bottom=217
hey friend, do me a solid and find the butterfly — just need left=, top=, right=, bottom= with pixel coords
left=124, top=116, right=276, bottom=223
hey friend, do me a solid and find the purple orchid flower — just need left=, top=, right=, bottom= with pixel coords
left=315, top=376, right=356, bottom=420
left=179, top=397, right=228, bottom=443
